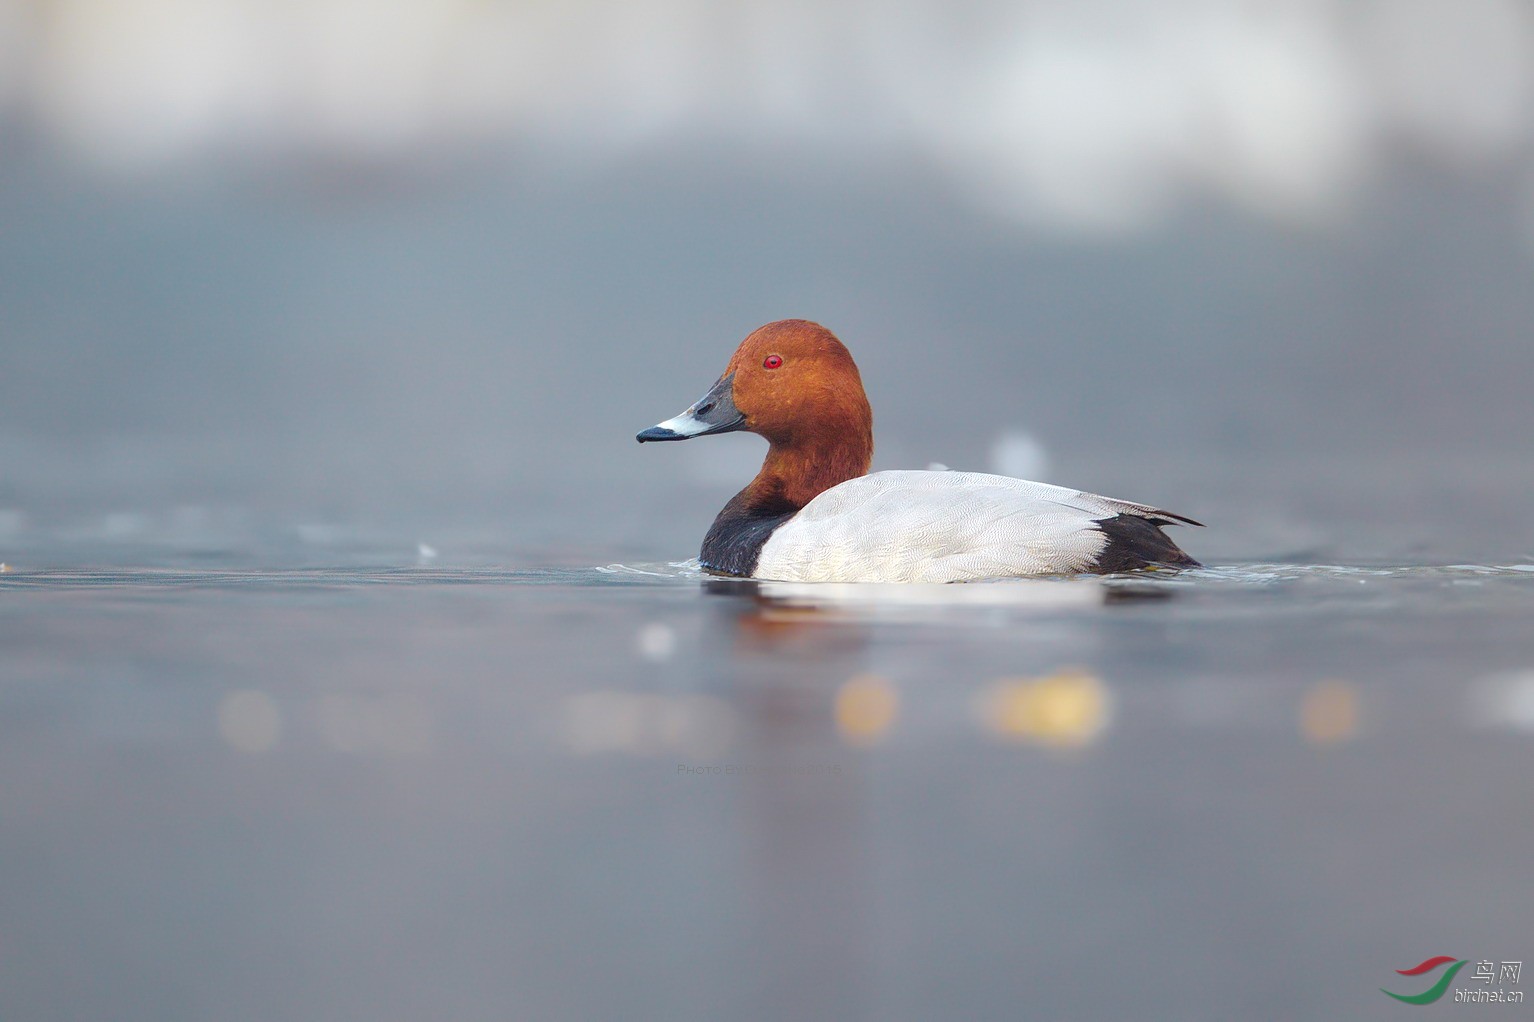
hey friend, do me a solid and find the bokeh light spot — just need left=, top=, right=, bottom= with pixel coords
left=1300, top=680, right=1359, bottom=744
left=217, top=689, right=281, bottom=753
left=1469, top=670, right=1534, bottom=732
left=835, top=674, right=899, bottom=746
left=636, top=622, right=677, bottom=662
left=983, top=669, right=1111, bottom=748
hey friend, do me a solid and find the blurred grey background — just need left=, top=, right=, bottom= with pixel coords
left=1, top=0, right=1532, bottom=565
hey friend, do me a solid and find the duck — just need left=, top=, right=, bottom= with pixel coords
left=636, top=319, right=1201, bottom=582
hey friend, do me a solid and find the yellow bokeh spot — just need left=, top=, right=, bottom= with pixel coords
left=835, top=674, right=899, bottom=746
left=985, top=669, right=1110, bottom=747
left=1300, top=680, right=1358, bottom=744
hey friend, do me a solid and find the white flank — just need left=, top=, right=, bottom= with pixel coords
left=754, top=470, right=1183, bottom=583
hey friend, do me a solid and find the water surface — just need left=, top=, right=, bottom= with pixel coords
left=4, top=549, right=1532, bottom=1021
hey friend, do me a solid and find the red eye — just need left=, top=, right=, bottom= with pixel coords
left=763, top=354, right=783, bottom=369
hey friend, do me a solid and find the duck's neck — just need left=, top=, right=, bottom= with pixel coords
left=741, top=435, right=872, bottom=512
left=700, top=430, right=872, bottom=576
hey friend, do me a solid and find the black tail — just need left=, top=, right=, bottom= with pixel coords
left=1091, top=514, right=1201, bottom=573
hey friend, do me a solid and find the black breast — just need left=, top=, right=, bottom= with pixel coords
left=699, top=491, right=798, bottom=577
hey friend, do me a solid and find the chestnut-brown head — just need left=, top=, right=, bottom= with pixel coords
left=638, top=320, right=871, bottom=449
left=637, top=319, right=874, bottom=508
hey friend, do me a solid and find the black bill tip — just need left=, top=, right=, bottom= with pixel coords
left=636, top=426, right=684, bottom=443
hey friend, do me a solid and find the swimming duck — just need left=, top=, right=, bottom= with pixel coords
left=637, top=320, right=1201, bottom=582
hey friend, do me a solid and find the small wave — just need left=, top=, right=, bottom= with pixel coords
left=593, top=560, right=705, bottom=580
left=1181, top=563, right=1534, bottom=584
